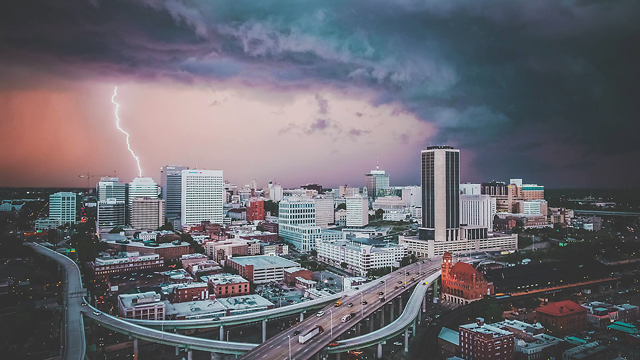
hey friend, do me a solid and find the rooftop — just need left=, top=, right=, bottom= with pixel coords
left=118, top=291, right=162, bottom=308
left=284, top=267, right=309, bottom=274
left=438, top=327, right=460, bottom=346
left=201, top=273, right=248, bottom=285
left=536, top=300, right=587, bottom=317
left=563, top=342, right=609, bottom=359
left=230, top=255, right=299, bottom=269
left=460, top=322, right=513, bottom=338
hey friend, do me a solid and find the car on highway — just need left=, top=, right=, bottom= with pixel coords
left=293, top=330, right=300, bottom=336
left=395, top=286, right=399, bottom=290
left=398, top=281, right=402, bottom=284
left=401, top=285, right=406, bottom=289
left=393, top=341, right=402, bottom=346
left=335, top=301, right=342, bottom=307
left=362, top=301, right=368, bottom=305
left=378, top=291, right=384, bottom=295
left=211, top=317, right=220, bottom=321
left=406, top=272, right=410, bottom=275
left=347, top=303, right=353, bottom=308
left=317, top=311, right=325, bottom=317
left=380, top=280, right=385, bottom=284
left=81, top=302, right=87, bottom=306
left=329, top=342, right=339, bottom=347
left=93, top=311, right=101, bottom=316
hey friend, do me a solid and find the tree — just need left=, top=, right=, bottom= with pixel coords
left=109, top=227, right=123, bottom=234
left=47, top=229, right=59, bottom=244
left=157, top=222, right=174, bottom=231
left=336, top=203, right=346, bottom=211
left=340, top=262, right=348, bottom=269
left=470, top=298, right=504, bottom=323
left=310, top=249, right=318, bottom=258
left=375, top=208, right=384, bottom=220
left=180, top=233, right=204, bottom=254
left=400, top=255, right=412, bottom=267
left=264, top=200, right=279, bottom=216
left=300, top=254, right=308, bottom=262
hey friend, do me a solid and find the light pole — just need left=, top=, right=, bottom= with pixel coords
left=330, top=309, right=334, bottom=338
left=287, top=335, right=292, bottom=360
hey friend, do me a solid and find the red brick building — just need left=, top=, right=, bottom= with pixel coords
left=441, top=252, right=494, bottom=305
left=535, top=300, right=587, bottom=337
left=259, top=221, right=278, bottom=235
left=204, top=274, right=250, bottom=298
left=247, top=200, right=265, bottom=222
left=170, top=283, right=210, bottom=303
left=459, top=318, right=515, bottom=360
left=283, top=267, right=313, bottom=285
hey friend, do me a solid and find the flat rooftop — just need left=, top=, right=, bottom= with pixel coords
left=201, top=273, right=248, bottom=285
left=460, top=322, right=513, bottom=337
left=230, top=255, right=299, bottom=269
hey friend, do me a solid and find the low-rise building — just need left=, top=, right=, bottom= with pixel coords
left=295, top=277, right=317, bottom=290
left=203, top=239, right=249, bottom=262
left=495, top=319, right=563, bottom=360
left=169, top=282, right=210, bottom=303
left=164, top=294, right=274, bottom=320
left=535, top=301, right=587, bottom=337
left=283, top=267, right=313, bottom=285
left=438, top=327, right=460, bottom=358
left=226, top=255, right=300, bottom=284
left=118, top=291, right=164, bottom=320
left=105, top=239, right=191, bottom=260
left=316, top=239, right=407, bottom=276
left=441, top=252, right=494, bottom=305
left=35, top=218, right=61, bottom=231
left=399, top=231, right=518, bottom=259
left=91, top=252, right=164, bottom=281
left=562, top=342, right=615, bottom=360
left=202, top=273, right=250, bottom=298
left=185, top=260, right=222, bottom=278
left=260, top=243, right=289, bottom=256
left=459, top=318, right=515, bottom=360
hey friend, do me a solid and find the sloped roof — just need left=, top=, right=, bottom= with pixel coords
left=535, top=300, right=586, bottom=317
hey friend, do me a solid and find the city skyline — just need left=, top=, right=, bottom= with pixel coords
left=2, top=1, right=640, bottom=189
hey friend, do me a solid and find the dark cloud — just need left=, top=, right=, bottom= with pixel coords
left=1, top=0, right=640, bottom=186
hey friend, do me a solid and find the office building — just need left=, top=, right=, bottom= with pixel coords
left=181, top=170, right=224, bottom=227
left=339, top=185, right=359, bottom=198
left=334, top=209, right=347, bottom=227
left=401, top=186, right=421, bottom=207
left=246, top=199, right=265, bottom=222
left=105, top=240, right=190, bottom=260
left=316, top=240, right=407, bottom=276
left=459, top=318, right=515, bottom=360
left=118, top=291, right=164, bottom=320
left=161, top=165, right=189, bottom=224
left=460, top=183, right=482, bottom=195
left=278, top=196, right=320, bottom=251
left=131, top=198, right=164, bottom=230
left=372, top=196, right=407, bottom=212
left=313, top=195, right=335, bottom=228
left=97, top=177, right=126, bottom=202
left=420, top=146, right=460, bottom=242
left=460, top=194, right=496, bottom=230
left=35, top=218, right=61, bottom=231
left=265, top=181, right=283, bottom=202
left=346, top=194, right=368, bottom=227
left=49, top=191, right=77, bottom=225
left=91, top=252, right=164, bottom=281
left=226, top=255, right=300, bottom=284
left=128, top=177, right=158, bottom=223
left=97, top=198, right=126, bottom=230
left=168, top=283, right=210, bottom=303
left=365, top=167, right=390, bottom=199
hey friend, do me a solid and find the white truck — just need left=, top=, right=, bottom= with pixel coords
left=298, top=325, right=324, bottom=344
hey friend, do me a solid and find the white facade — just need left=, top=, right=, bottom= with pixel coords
left=460, top=183, right=482, bottom=195
left=35, top=218, right=60, bottom=231
left=118, top=291, right=164, bottom=320
left=401, top=186, right=421, bottom=207
left=131, top=198, right=165, bottom=230
left=460, top=194, right=496, bottom=230
left=181, top=170, right=224, bottom=226
left=97, top=177, right=126, bottom=202
left=128, top=177, right=159, bottom=223
left=316, top=240, right=408, bottom=276
left=372, top=196, right=407, bottom=212
left=339, top=186, right=359, bottom=198
left=399, top=232, right=518, bottom=258
left=346, top=195, right=368, bottom=227
left=278, top=197, right=319, bottom=252
left=334, top=209, right=347, bottom=227
left=313, top=196, right=335, bottom=228
left=49, top=191, right=76, bottom=225
left=266, top=182, right=283, bottom=202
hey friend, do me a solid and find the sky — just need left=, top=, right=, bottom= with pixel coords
left=1, top=0, right=639, bottom=189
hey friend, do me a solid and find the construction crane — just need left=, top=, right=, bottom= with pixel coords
left=78, top=172, right=116, bottom=190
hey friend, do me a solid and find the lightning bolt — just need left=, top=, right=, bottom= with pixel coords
left=111, top=86, right=143, bottom=177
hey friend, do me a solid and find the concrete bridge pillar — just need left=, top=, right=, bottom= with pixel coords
left=398, top=296, right=403, bottom=313
left=413, top=318, right=417, bottom=336
left=336, top=353, right=341, bottom=360
left=390, top=301, right=395, bottom=320
left=262, top=320, right=267, bottom=342
left=300, top=312, right=304, bottom=322
left=220, top=325, right=224, bottom=341
left=433, top=279, right=439, bottom=300
left=377, top=343, right=383, bottom=359
left=133, top=338, right=138, bottom=360
left=210, top=352, right=216, bottom=359
left=369, top=314, right=374, bottom=332
left=187, top=349, right=193, bottom=360
left=404, top=328, right=409, bottom=353
left=379, top=308, right=384, bottom=328
left=176, top=346, right=180, bottom=355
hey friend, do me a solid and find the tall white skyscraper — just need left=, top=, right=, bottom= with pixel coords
left=346, top=194, right=368, bottom=227
left=128, top=177, right=158, bottom=223
left=181, top=170, right=224, bottom=226
left=365, top=168, right=390, bottom=199
left=161, top=165, right=188, bottom=223
left=49, top=192, right=77, bottom=225
left=420, top=146, right=460, bottom=242
left=460, top=194, right=496, bottom=230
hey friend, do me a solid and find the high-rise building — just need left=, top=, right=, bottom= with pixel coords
left=97, top=177, right=126, bottom=202
left=365, top=167, right=390, bottom=199
left=313, top=195, right=335, bottom=228
left=460, top=194, right=496, bottom=230
left=401, top=186, right=421, bottom=207
left=131, top=198, right=165, bottom=230
left=97, top=198, right=126, bottom=230
left=181, top=170, right=224, bottom=226
left=346, top=194, right=368, bottom=227
left=128, top=177, right=158, bottom=223
left=420, top=146, right=460, bottom=242
left=161, top=165, right=189, bottom=224
left=246, top=199, right=265, bottom=222
left=49, top=191, right=77, bottom=225
left=278, top=197, right=318, bottom=251
left=265, top=181, right=283, bottom=202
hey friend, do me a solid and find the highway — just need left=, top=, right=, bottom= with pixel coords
left=241, top=259, right=442, bottom=360
left=27, top=243, right=87, bottom=360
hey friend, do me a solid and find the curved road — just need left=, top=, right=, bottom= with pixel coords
left=28, top=243, right=87, bottom=360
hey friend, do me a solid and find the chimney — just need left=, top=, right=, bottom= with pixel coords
left=476, top=317, right=485, bottom=326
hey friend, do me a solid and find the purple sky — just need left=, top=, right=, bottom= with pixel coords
left=1, top=0, right=639, bottom=189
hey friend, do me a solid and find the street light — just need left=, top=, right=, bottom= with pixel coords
left=287, top=335, right=292, bottom=360
left=329, top=309, right=334, bottom=338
